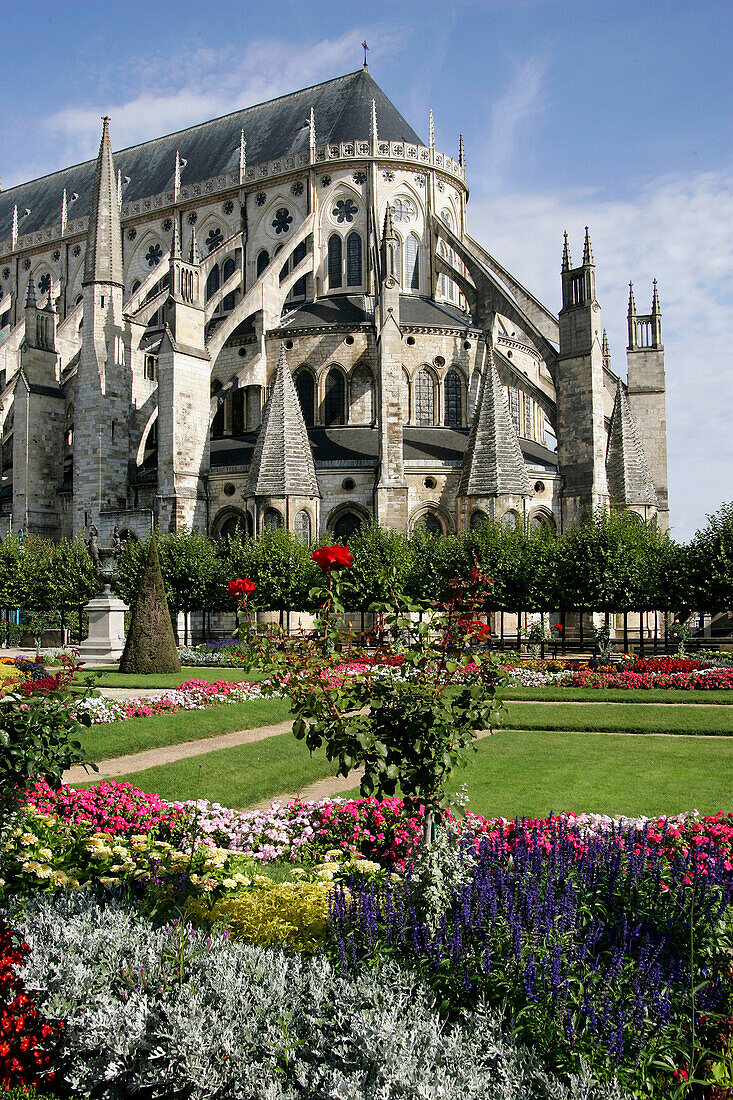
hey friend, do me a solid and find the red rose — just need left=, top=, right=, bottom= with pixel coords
left=554, top=623, right=563, bottom=632
left=311, top=545, right=353, bottom=572
left=228, top=577, right=256, bottom=597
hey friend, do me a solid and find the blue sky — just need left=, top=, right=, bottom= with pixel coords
left=4, top=0, right=731, bottom=539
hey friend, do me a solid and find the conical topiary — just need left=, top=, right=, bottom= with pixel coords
left=119, top=537, right=181, bottom=674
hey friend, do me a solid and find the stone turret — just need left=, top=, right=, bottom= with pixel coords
left=374, top=205, right=408, bottom=530
left=626, top=280, right=668, bottom=528
left=73, top=116, right=130, bottom=534
left=456, top=341, right=532, bottom=532
left=556, top=227, right=609, bottom=526
left=606, top=379, right=657, bottom=514
left=244, top=345, right=320, bottom=539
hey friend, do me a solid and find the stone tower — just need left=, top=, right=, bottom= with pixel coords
left=12, top=277, right=64, bottom=535
left=72, top=117, right=130, bottom=534
left=556, top=228, right=609, bottom=526
left=156, top=221, right=210, bottom=531
left=455, top=339, right=532, bottom=532
left=374, top=205, right=408, bottom=530
left=244, top=345, right=320, bottom=539
left=626, top=281, right=669, bottom=530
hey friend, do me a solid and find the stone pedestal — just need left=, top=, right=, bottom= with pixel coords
left=78, top=591, right=129, bottom=668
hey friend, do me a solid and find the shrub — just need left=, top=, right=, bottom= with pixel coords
left=119, top=537, right=181, bottom=674
left=4, top=891, right=628, bottom=1100
left=197, top=880, right=332, bottom=955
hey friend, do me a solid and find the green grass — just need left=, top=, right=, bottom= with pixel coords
left=502, top=701, right=733, bottom=735
left=78, top=698, right=293, bottom=762
left=443, top=730, right=733, bottom=818
left=502, top=686, right=733, bottom=704
left=77, top=665, right=269, bottom=689
left=78, top=729, right=337, bottom=808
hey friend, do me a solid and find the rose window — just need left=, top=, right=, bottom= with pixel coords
left=332, top=198, right=358, bottom=224
left=205, top=227, right=224, bottom=252
left=392, top=198, right=415, bottom=223
left=272, top=208, right=293, bottom=235
left=352, top=171, right=367, bottom=185
left=145, top=243, right=163, bottom=267
left=291, top=181, right=304, bottom=196
left=37, top=273, right=51, bottom=294
left=162, top=218, right=172, bottom=232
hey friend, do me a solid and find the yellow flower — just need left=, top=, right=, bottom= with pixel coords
left=233, top=873, right=251, bottom=886
left=19, top=833, right=37, bottom=847
left=199, top=878, right=218, bottom=893
left=112, top=845, right=130, bottom=859
left=315, top=866, right=337, bottom=880
left=38, top=848, right=53, bottom=862
left=350, top=859, right=381, bottom=875
left=221, top=878, right=238, bottom=890
left=98, top=876, right=118, bottom=886
left=289, top=868, right=305, bottom=877
left=254, top=874, right=271, bottom=886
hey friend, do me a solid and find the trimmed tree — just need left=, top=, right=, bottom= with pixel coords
left=119, top=537, right=181, bottom=674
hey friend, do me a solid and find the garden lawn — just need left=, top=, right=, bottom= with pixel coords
left=78, top=698, right=293, bottom=762
left=443, top=729, right=733, bottom=818
left=502, top=700, right=733, bottom=735
left=502, top=686, right=733, bottom=704
left=76, top=666, right=271, bottom=689
left=77, top=729, right=337, bottom=808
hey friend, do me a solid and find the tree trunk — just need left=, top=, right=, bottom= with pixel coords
left=423, top=808, right=434, bottom=847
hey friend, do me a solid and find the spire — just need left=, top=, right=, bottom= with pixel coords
left=174, top=150, right=182, bottom=200
left=627, top=281, right=636, bottom=317
left=382, top=203, right=396, bottom=242
left=582, top=225, right=594, bottom=266
left=188, top=225, right=200, bottom=265
left=561, top=231, right=571, bottom=272
left=239, top=130, right=246, bottom=184
left=458, top=344, right=532, bottom=499
left=170, top=217, right=181, bottom=260
left=606, top=380, right=657, bottom=508
left=362, top=38, right=369, bottom=70
left=651, top=278, right=661, bottom=315
left=24, top=272, right=37, bottom=308
left=602, top=329, right=610, bottom=369
left=308, top=107, right=316, bottom=160
left=428, top=109, right=435, bottom=153
left=458, top=132, right=465, bottom=170
left=246, top=345, right=320, bottom=498
left=83, top=117, right=123, bottom=287
left=11, top=205, right=18, bottom=250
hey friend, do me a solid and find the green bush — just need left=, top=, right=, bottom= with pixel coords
left=119, top=538, right=180, bottom=674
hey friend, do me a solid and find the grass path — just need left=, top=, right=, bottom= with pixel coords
left=502, top=701, right=733, bottom=735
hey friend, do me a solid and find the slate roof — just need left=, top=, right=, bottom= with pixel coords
left=246, top=347, right=320, bottom=497
left=458, top=348, right=532, bottom=498
left=606, top=380, right=657, bottom=508
left=0, top=70, right=422, bottom=240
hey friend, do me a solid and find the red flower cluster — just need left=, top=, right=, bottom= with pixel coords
left=311, top=544, right=353, bottom=572
left=456, top=619, right=491, bottom=639
left=25, top=778, right=187, bottom=837
left=19, top=673, right=64, bottom=696
left=632, top=656, right=708, bottom=674
left=554, top=623, right=563, bottom=632
left=228, top=577, right=256, bottom=598
left=0, top=919, right=63, bottom=1089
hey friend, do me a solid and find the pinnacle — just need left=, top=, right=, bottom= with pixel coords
left=627, top=281, right=636, bottom=316
left=561, top=231, right=572, bottom=272
left=652, top=278, right=661, bottom=314
left=83, top=116, right=124, bottom=287
left=24, top=271, right=37, bottom=307
left=170, top=218, right=181, bottom=260
left=188, top=226, right=200, bottom=265
left=582, top=226, right=594, bottom=266
left=382, top=203, right=395, bottom=240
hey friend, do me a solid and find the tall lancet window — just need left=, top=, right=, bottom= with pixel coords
left=414, top=367, right=435, bottom=426
left=406, top=233, right=420, bottom=290
left=295, top=368, right=316, bottom=426
left=328, top=234, right=342, bottom=289
left=346, top=232, right=362, bottom=287
left=324, top=367, right=346, bottom=425
left=444, top=369, right=462, bottom=427
left=256, top=249, right=269, bottom=277
left=205, top=264, right=220, bottom=300
left=294, top=509, right=311, bottom=545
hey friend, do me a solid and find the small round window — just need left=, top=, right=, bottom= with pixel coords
left=342, top=478, right=355, bottom=492
left=224, top=483, right=236, bottom=497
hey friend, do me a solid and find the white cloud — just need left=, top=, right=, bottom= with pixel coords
left=468, top=169, right=733, bottom=539
left=481, top=52, right=550, bottom=188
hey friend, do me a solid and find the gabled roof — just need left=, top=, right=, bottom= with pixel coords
left=246, top=346, right=320, bottom=498
left=458, top=347, right=532, bottom=498
left=0, top=70, right=422, bottom=240
left=606, top=380, right=657, bottom=508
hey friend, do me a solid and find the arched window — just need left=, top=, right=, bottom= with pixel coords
left=216, top=511, right=246, bottom=541
left=221, top=257, right=236, bottom=312
left=263, top=508, right=283, bottom=531
left=401, top=368, right=410, bottom=424
left=414, top=368, right=435, bottom=426
left=444, top=369, right=462, bottom=427
left=295, top=369, right=316, bottom=426
left=328, top=234, right=342, bottom=289
left=324, top=367, right=346, bottom=425
left=501, top=510, right=519, bottom=529
left=256, top=249, right=269, bottom=277
left=294, top=509, right=311, bottom=545
left=417, top=512, right=444, bottom=535
left=131, top=280, right=141, bottom=295
left=350, top=366, right=373, bottom=424
left=205, top=264, right=220, bottom=301
left=405, top=233, right=420, bottom=290
left=346, top=232, right=362, bottom=287
left=469, top=509, right=487, bottom=532
left=332, top=510, right=363, bottom=542
left=530, top=511, right=555, bottom=532
left=292, top=240, right=307, bottom=298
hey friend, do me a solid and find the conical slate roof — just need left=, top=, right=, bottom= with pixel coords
left=606, top=380, right=657, bottom=507
left=458, top=349, right=532, bottom=498
left=83, top=118, right=123, bottom=287
left=0, top=70, right=421, bottom=240
left=246, top=347, right=320, bottom=498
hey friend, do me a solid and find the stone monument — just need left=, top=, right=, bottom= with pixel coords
left=77, top=525, right=129, bottom=668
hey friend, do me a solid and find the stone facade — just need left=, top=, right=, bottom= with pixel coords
left=0, top=68, right=669, bottom=544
